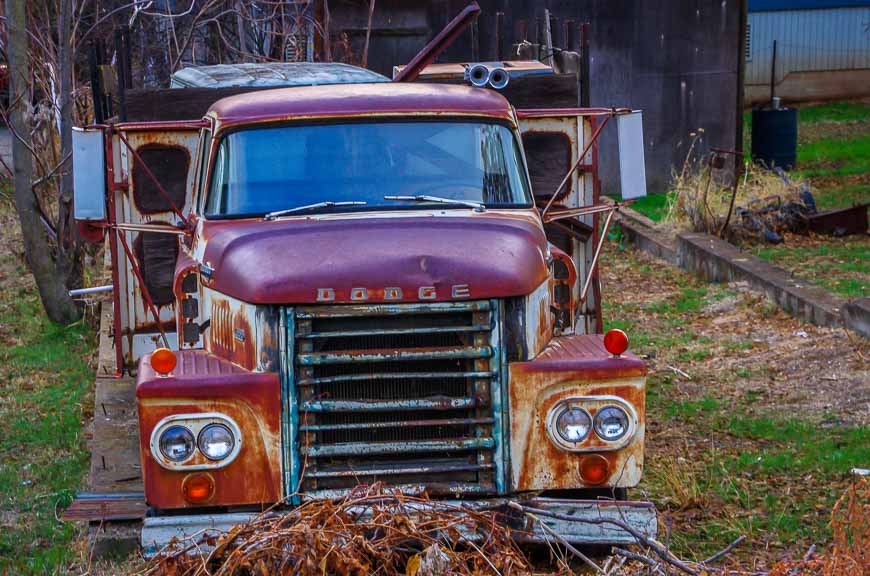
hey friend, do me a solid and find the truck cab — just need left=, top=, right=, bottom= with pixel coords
left=72, top=63, right=656, bottom=553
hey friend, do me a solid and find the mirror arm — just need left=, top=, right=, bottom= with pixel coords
left=540, top=108, right=636, bottom=220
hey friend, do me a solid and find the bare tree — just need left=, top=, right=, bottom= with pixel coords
left=6, top=0, right=79, bottom=324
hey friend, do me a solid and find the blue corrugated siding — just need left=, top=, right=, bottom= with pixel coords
left=746, top=7, right=870, bottom=84
left=750, top=0, right=870, bottom=11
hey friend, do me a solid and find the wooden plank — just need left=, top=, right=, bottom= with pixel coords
left=89, top=304, right=143, bottom=493
left=125, top=86, right=275, bottom=122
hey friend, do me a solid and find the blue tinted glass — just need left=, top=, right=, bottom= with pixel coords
left=204, top=121, right=532, bottom=216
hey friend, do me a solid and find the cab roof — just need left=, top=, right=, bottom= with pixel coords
left=207, top=82, right=515, bottom=127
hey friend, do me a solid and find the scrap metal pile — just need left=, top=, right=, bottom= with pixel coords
left=666, top=153, right=868, bottom=244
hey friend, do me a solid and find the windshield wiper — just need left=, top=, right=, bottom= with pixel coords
left=265, top=201, right=367, bottom=220
left=384, top=195, right=485, bottom=212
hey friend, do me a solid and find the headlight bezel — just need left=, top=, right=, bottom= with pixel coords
left=546, top=395, right=638, bottom=452
left=149, top=413, right=243, bottom=471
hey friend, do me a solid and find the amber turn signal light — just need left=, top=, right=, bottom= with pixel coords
left=579, top=454, right=610, bottom=485
left=182, top=473, right=215, bottom=504
left=603, top=329, right=629, bottom=357
left=151, top=348, right=177, bottom=375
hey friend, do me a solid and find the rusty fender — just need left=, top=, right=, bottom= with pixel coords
left=509, top=334, right=647, bottom=492
left=137, top=350, right=282, bottom=509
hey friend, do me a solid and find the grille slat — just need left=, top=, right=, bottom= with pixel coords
left=289, top=300, right=501, bottom=495
left=297, top=371, right=496, bottom=386
left=302, top=397, right=482, bottom=412
left=300, top=417, right=494, bottom=432
left=298, top=346, right=492, bottom=365
left=303, top=437, right=495, bottom=458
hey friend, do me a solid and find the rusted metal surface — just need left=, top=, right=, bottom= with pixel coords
left=393, top=2, right=481, bottom=83
left=62, top=492, right=146, bottom=522
left=807, top=203, right=868, bottom=236
left=202, top=290, right=279, bottom=372
left=524, top=278, right=555, bottom=357
left=196, top=213, right=548, bottom=305
left=286, top=300, right=506, bottom=497
left=107, top=125, right=200, bottom=368
left=207, top=83, right=514, bottom=129
left=137, top=350, right=282, bottom=509
left=508, top=334, right=646, bottom=491
left=140, top=497, right=657, bottom=557
left=517, top=112, right=598, bottom=331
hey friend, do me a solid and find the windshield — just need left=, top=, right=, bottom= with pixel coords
left=204, top=121, right=533, bottom=217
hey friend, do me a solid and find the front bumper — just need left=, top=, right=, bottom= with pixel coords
left=141, top=497, right=657, bottom=558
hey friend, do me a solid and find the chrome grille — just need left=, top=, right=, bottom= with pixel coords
left=285, top=300, right=504, bottom=498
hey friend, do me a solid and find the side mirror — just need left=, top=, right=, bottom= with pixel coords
left=73, top=127, right=107, bottom=221
left=617, top=111, right=647, bottom=199
left=72, top=127, right=107, bottom=243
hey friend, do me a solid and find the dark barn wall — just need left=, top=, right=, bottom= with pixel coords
left=329, top=0, right=741, bottom=195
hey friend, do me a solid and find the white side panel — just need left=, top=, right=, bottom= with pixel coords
left=617, top=111, right=647, bottom=200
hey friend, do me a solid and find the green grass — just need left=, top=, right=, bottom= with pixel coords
left=797, top=101, right=870, bottom=124
left=813, top=183, right=869, bottom=211
left=753, top=240, right=869, bottom=298
left=797, top=133, right=870, bottom=179
left=625, top=192, right=672, bottom=223
left=0, top=291, right=95, bottom=574
left=726, top=417, right=870, bottom=475
left=603, top=250, right=868, bottom=560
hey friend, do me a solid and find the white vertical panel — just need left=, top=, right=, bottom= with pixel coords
left=746, top=7, right=870, bottom=86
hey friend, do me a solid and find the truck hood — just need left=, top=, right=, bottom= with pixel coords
left=199, top=214, right=548, bottom=304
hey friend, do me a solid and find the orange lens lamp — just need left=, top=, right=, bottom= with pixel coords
left=603, top=329, right=629, bottom=357
left=151, top=348, right=177, bottom=375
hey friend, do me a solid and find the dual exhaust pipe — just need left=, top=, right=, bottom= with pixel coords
left=465, top=63, right=510, bottom=90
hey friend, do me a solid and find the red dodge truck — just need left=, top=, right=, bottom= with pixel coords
left=72, top=57, right=654, bottom=554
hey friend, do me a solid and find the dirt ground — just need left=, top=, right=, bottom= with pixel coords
left=600, top=240, right=869, bottom=567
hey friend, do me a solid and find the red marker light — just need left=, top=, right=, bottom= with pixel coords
left=151, top=348, right=177, bottom=375
left=603, top=329, right=629, bottom=357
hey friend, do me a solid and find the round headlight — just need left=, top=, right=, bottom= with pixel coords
left=555, top=407, right=592, bottom=443
left=594, top=406, right=630, bottom=441
left=159, top=425, right=195, bottom=462
left=198, top=423, right=235, bottom=460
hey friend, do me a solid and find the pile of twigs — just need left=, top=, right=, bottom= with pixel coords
left=143, top=486, right=531, bottom=576
left=142, top=484, right=755, bottom=576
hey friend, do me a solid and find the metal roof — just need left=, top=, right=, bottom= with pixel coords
left=170, top=62, right=389, bottom=88
left=749, top=0, right=870, bottom=11
left=207, top=82, right=513, bottom=127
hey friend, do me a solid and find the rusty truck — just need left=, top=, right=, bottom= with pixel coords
left=68, top=5, right=655, bottom=556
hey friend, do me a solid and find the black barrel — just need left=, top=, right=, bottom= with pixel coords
left=751, top=107, right=798, bottom=170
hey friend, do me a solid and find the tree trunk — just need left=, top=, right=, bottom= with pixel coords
left=56, top=0, right=83, bottom=306
left=7, top=0, right=80, bottom=324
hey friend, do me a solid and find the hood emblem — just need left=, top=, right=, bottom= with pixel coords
left=316, top=284, right=471, bottom=302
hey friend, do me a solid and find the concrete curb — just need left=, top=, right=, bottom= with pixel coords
left=613, top=205, right=868, bottom=338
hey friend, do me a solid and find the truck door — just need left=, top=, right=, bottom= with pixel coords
left=108, top=123, right=201, bottom=366
left=517, top=110, right=600, bottom=334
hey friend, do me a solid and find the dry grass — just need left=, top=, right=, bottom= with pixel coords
left=768, top=478, right=869, bottom=576
left=659, top=144, right=812, bottom=244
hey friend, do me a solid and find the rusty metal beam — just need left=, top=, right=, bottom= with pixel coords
left=393, top=2, right=481, bottom=83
